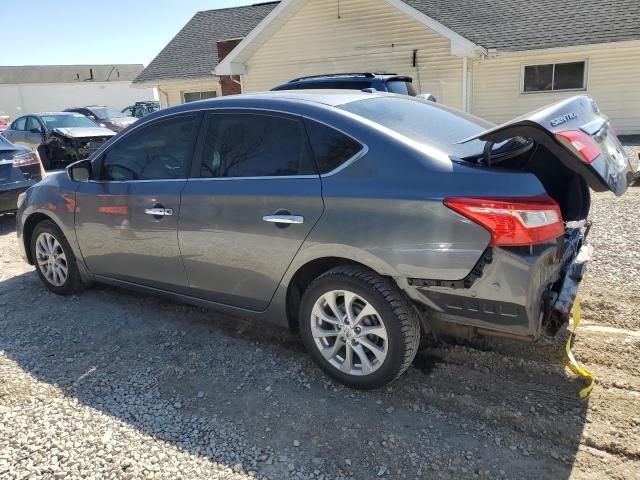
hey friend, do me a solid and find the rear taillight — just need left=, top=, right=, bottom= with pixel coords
left=11, top=151, right=40, bottom=168
left=444, top=197, right=564, bottom=247
left=555, top=130, right=600, bottom=163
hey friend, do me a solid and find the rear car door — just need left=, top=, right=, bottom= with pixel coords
left=178, top=110, right=324, bottom=311
left=74, top=113, right=200, bottom=290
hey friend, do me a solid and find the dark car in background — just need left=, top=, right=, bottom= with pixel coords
left=0, top=135, right=41, bottom=214
left=65, top=106, right=137, bottom=132
left=272, top=72, right=420, bottom=96
left=2, top=112, right=116, bottom=170
left=15, top=92, right=636, bottom=389
left=122, top=101, right=161, bottom=119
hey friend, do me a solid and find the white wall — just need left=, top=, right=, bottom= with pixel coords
left=472, top=44, right=640, bottom=134
left=156, top=79, right=222, bottom=108
left=0, top=81, right=157, bottom=119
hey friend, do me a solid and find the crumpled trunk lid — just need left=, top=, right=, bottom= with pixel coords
left=460, top=95, right=638, bottom=196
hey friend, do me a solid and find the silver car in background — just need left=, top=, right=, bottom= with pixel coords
left=15, top=91, right=636, bottom=389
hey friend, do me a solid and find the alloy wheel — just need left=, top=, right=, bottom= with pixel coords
left=35, top=232, right=68, bottom=287
left=310, top=289, right=388, bottom=376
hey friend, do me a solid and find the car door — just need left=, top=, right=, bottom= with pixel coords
left=3, top=117, right=27, bottom=145
left=178, top=110, right=324, bottom=311
left=74, top=113, right=200, bottom=290
left=24, top=116, right=46, bottom=151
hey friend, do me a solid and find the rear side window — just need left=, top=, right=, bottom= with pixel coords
left=12, top=117, right=26, bottom=131
left=100, top=115, right=196, bottom=181
left=340, top=96, right=494, bottom=158
left=198, top=113, right=316, bottom=178
left=304, top=119, right=363, bottom=174
left=385, top=80, right=417, bottom=96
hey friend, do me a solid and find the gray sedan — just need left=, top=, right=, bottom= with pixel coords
left=15, top=91, right=636, bottom=389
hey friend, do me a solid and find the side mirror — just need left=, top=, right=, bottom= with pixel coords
left=30, top=128, right=42, bottom=134
left=416, top=93, right=437, bottom=102
left=88, top=115, right=96, bottom=120
left=67, top=159, right=92, bottom=182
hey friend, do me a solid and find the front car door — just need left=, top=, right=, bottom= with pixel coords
left=178, top=110, right=324, bottom=311
left=3, top=117, right=27, bottom=145
left=74, top=113, right=200, bottom=290
left=24, top=116, right=46, bottom=151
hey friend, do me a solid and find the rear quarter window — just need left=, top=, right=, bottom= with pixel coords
left=339, top=97, right=493, bottom=157
left=304, top=119, right=364, bottom=174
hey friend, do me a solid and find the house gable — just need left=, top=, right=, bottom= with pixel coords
left=238, top=0, right=467, bottom=109
left=215, top=0, right=480, bottom=76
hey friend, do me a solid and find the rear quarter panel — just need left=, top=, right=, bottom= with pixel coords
left=286, top=109, right=550, bottom=283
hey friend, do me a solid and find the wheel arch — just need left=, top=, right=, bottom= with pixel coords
left=22, top=212, right=55, bottom=264
left=285, top=256, right=389, bottom=332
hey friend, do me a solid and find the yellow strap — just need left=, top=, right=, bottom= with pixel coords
left=565, top=295, right=594, bottom=398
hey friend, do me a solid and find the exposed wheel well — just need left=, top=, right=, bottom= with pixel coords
left=22, top=213, right=54, bottom=264
left=285, top=257, right=375, bottom=331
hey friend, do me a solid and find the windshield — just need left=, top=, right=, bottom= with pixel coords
left=385, top=80, right=417, bottom=96
left=40, top=114, right=99, bottom=129
left=339, top=96, right=500, bottom=157
left=90, top=107, right=126, bottom=119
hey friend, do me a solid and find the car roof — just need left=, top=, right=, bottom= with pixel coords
left=182, top=90, right=388, bottom=109
left=17, top=112, right=81, bottom=118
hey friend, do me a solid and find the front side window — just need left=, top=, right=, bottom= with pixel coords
left=100, top=115, right=196, bottom=181
left=523, top=61, right=586, bottom=92
left=304, top=119, right=363, bottom=174
left=183, top=91, right=217, bottom=103
left=12, top=117, right=27, bottom=131
left=26, top=117, right=42, bottom=132
left=199, top=113, right=316, bottom=178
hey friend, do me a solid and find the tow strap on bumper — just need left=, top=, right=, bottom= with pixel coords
left=565, top=295, right=594, bottom=398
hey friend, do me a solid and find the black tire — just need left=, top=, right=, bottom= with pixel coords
left=31, top=220, right=85, bottom=295
left=299, top=266, right=421, bottom=389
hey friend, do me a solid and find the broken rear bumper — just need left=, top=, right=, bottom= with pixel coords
left=402, top=224, right=590, bottom=340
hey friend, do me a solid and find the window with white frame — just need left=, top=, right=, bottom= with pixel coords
left=522, top=61, right=586, bottom=93
left=182, top=91, right=217, bottom=103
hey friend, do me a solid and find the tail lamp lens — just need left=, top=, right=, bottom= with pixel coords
left=11, top=151, right=40, bottom=168
left=444, top=197, right=564, bottom=246
left=555, top=130, right=601, bottom=164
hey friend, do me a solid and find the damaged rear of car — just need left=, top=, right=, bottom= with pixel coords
left=341, top=94, right=636, bottom=341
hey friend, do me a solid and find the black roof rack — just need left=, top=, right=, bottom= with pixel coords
left=290, top=72, right=389, bottom=82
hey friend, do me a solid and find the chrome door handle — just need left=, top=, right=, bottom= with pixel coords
left=262, top=214, right=304, bottom=224
left=145, top=207, right=173, bottom=216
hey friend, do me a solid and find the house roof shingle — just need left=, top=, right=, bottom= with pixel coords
left=137, top=0, right=640, bottom=84
left=403, top=0, right=640, bottom=51
left=133, top=1, right=279, bottom=84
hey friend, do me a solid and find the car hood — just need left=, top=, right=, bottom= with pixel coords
left=53, top=127, right=117, bottom=138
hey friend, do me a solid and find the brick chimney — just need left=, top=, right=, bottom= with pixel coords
left=217, top=38, right=243, bottom=96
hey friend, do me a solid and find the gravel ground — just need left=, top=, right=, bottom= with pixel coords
left=1, top=147, right=639, bottom=479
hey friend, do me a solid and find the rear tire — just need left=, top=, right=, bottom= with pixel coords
left=31, top=220, right=84, bottom=295
left=299, top=266, right=420, bottom=389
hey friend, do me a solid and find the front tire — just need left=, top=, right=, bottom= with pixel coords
left=31, top=220, right=84, bottom=295
left=299, top=266, right=420, bottom=389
